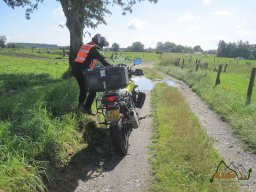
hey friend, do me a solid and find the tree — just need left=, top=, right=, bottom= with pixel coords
left=193, top=45, right=203, bottom=52
left=129, top=41, right=144, bottom=52
left=111, top=43, right=120, bottom=52
left=217, top=40, right=256, bottom=59
left=0, top=36, right=7, bottom=48
left=156, top=42, right=164, bottom=53
left=217, top=40, right=227, bottom=57
left=156, top=41, right=193, bottom=53
left=3, top=0, right=158, bottom=68
left=164, top=41, right=176, bottom=52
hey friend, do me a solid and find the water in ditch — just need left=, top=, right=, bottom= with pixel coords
left=132, top=76, right=177, bottom=91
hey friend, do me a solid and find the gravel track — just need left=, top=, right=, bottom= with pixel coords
left=73, top=92, right=153, bottom=192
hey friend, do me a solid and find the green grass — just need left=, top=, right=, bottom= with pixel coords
left=104, top=51, right=159, bottom=63
left=0, top=47, right=68, bottom=59
left=150, top=83, right=238, bottom=192
left=142, top=68, right=164, bottom=80
left=0, top=54, right=93, bottom=191
left=157, top=53, right=256, bottom=153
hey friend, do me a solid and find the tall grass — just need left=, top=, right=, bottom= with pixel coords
left=158, top=53, right=256, bottom=153
left=151, top=83, right=238, bottom=191
left=0, top=55, right=91, bottom=191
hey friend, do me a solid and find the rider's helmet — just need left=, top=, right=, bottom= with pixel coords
left=92, top=34, right=109, bottom=48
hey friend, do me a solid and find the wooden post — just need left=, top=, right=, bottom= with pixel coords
left=215, top=64, right=222, bottom=86
left=62, top=47, right=65, bottom=57
left=224, top=64, right=228, bottom=73
left=196, top=62, right=199, bottom=71
left=246, top=67, right=256, bottom=105
left=181, top=58, right=185, bottom=68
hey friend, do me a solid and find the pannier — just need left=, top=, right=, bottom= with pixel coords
left=83, top=65, right=129, bottom=92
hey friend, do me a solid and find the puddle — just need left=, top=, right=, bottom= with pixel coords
left=132, top=76, right=177, bottom=91
left=132, top=77, right=155, bottom=91
left=165, top=79, right=177, bottom=87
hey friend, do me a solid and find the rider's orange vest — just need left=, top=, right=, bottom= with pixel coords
left=75, top=43, right=99, bottom=69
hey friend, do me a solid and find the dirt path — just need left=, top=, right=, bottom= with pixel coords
left=73, top=92, right=153, bottom=192
left=157, top=70, right=256, bottom=191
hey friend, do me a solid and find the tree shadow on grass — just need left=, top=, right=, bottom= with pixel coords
left=0, top=73, right=62, bottom=96
left=0, top=73, right=76, bottom=120
left=47, top=123, right=124, bottom=192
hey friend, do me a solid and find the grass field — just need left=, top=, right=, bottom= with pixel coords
left=0, top=53, right=92, bottom=191
left=150, top=83, right=238, bottom=191
left=157, top=53, right=256, bottom=153
left=0, top=47, right=68, bottom=59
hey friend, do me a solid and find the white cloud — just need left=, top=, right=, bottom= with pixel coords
left=186, top=35, right=230, bottom=50
left=141, top=35, right=160, bottom=48
left=52, top=7, right=64, bottom=17
left=206, top=35, right=229, bottom=43
left=127, top=18, right=146, bottom=30
left=202, top=0, right=212, bottom=6
left=237, top=29, right=253, bottom=36
left=179, top=14, right=199, bottom=22
left=186, top=25, right=201, bottom=33
left=235, top=25, right=244, bottom=30
left=213, top=11, right=234, bottom=16
left=235, top=25, right=253, bottom=36
left=9, top=34, right=26, bottom=41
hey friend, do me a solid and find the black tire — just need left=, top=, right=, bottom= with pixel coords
left=136, top=92, right=146, bottom=108
left=110, top=120, right=129, bottom=156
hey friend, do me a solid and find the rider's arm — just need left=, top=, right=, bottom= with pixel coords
left=90, top=47, right=111, bottom=66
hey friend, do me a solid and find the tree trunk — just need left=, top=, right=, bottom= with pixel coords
left=60, top=0, right=85, bottom=69
left=66, top=17, right=83, bottom=69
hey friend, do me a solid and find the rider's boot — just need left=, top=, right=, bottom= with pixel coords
left=82, top=108, right=96, bottom=116
left=78, top=102, right=84, bottom=109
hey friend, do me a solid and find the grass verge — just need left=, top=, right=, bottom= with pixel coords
left=150, top=83, right=238, bottom=191
left=157, top=58, right=256, bottom=153
left=142, top=67, right=164, bottom=80
left=0, top=55, right=94, bottom=191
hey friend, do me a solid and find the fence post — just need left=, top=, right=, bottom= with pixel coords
left=246, top=67, right=256, bottom=105
left=224, top=64, right=228, bottom=73
left=62, top=47, right=65, bottom=57
left=181, top=58, right=185, bottom=68
left=196, top=62, right=199, bottom=71
left=215, top=64, right=222, bottom=86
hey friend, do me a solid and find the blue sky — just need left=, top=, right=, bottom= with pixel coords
left=0, top=0, right=255, bottom=50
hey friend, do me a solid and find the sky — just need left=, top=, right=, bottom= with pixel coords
left=0, top=0, right=256, bottom=50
